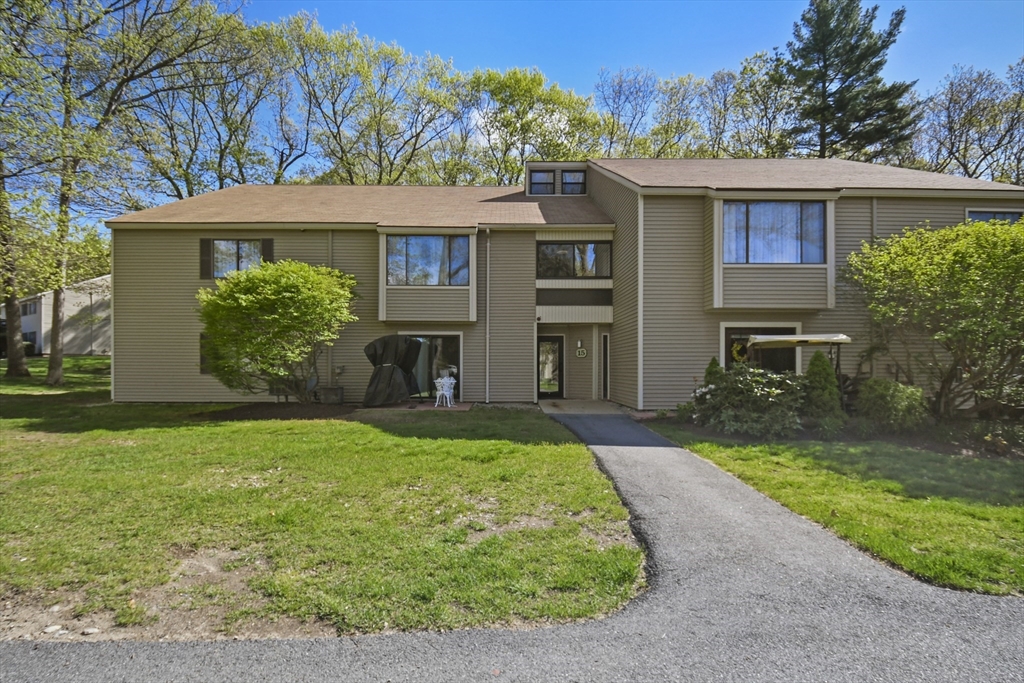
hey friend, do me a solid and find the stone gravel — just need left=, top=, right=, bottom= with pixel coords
left=2, top=413, right=1021, bottom=682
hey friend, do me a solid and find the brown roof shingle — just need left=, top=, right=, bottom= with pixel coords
left=107, top=185, right=614, bottom=227
left=589, top=158, right=1024, bottom=193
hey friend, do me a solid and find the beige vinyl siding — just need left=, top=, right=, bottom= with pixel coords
left=642, top=195, right=707, bottom=408
left=63, top=294, right=111, bottom=356
left=588, top=168, right=639, bottom=408
left=875, top=197, right=1023, bottom=237
left=535, top=306, right=613, bottom=324
left=385, top=288, right=471, bottom=321
left=801, top=197, right=874, bottom=376
left=485, top=230, right=537, bottom=402
left=721, top=266, right=829, bottom=308
left=536, top=230, right=614, bottom=242
left=112, top=229, right=330, bottom=402
left=703, top=197, right=714, bottom=310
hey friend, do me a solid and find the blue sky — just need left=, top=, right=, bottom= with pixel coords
left=244, top=0, right=1024, bottom=97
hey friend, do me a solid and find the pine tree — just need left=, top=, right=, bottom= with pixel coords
left=787, top=0, right=919, bottom=160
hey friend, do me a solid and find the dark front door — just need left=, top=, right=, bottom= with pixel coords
left=538, top=336, right=563, bottom=399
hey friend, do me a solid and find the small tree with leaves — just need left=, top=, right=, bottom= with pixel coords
left=197, top=260, right=357, bottom=403
left=846, top=219, right=1024, bottom=418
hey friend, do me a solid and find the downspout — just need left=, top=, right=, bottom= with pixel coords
left=327, top=230, right=334, bottom=387
left=485, top=227, right=491, bottom=403
left=870, top=197, right=877, bottom=379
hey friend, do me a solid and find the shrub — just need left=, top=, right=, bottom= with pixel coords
left=197, top=260, right=357, bottom=402
left=854, top=377, right=928, bottom=434
left=693, top=363, right=805, bottom=440
left=803, top=350, right=847, bottom=438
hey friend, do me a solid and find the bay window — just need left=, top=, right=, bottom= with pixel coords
left=387, top=235, right=470, bottom=286
left=724, top=201, right=825, bottom=264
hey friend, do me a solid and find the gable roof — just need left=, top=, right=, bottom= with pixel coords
left=589, top=158, right=1024, bottom=193
left=107, top=185, right=613, bottom=228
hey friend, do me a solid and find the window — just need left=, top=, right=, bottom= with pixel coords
left=968, top=210, right=1022, bottom=223
left=537, top=242, right=612, bottom=278
left=724, top=201, right=825, bottom=264
left=23, top=331, right=37, bottom=346
left=387, top=235, right=470, bottom=286
left=561, top=170, right=586, bottom=194
left=530, top=170, right=554, bottom=195
left=409, top=335, right=460, bottom=401
left=20, top=302, right=37, bottom=316
left=200, top=238, right=272, bottom=279
left=724, top=326, right=797, bottom=374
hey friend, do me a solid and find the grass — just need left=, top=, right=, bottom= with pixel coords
left=1, top=357, right=644, bottom=633
left=648, top=421, right=1024, bottom=595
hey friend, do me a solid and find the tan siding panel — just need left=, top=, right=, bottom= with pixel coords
left=535, top=306, right=613, bottom=324
left=386, top=288, right=471, bottom=321
left=538, top=323, right=595, bottom=399
left=588, top=169, right=638, bottom=407
left=486, top=231, right=537, bottom=401
left=113, top=229, right=330, bottom=402
left=703, top=197, right=714, bottom=310
left=875, top=197, right=1023, bottom=237
left=721, top=266, right=829, bottom=309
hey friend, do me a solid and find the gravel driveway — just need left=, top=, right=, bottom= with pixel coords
left=2, top=413, right=1021, bottom=682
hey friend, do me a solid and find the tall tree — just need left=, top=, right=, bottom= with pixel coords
left=695, top=69, right=737, bottom=157
left=729, top=51, right=799, bottom=158
left=787, top=0, right=918, bottom=160
left=21, top=0, right=233, bottom=385
left=920, top=63, right=1024, bottom=182
left=595, top=66, right=659, bottom=157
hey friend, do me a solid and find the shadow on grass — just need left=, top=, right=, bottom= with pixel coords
left=660, top=424, right=1024, bottom=508
left=2, top=389, right=577, bottom=446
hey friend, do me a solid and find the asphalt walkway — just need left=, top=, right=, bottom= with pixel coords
left=2, top=413, right=1021, bottom=682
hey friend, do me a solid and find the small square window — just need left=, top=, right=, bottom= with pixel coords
left=530, top=171, right=554, bottom=195
left=562, top=171, right=586, bottom=194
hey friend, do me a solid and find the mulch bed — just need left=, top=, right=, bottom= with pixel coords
left=197, top=403, right=357, bottom=422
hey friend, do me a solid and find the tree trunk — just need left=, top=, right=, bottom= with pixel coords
left=0, top=163, right=30, bottom=377
left=45, top=158, right=76, bottom=386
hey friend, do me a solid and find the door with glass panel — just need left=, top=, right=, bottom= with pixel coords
left=410, top=336, right=460, bottom=401
left=537, top=336, right=563, bottom=399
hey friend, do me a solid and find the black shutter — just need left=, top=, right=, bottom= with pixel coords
left=199, top=333, right=210, bottom=374
left=261, top=238, right=274, bottom=263
left=200, top=239, right=213, bottom=279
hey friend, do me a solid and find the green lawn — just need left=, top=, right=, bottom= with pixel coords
left=0, top=357, right=644, bottom=633
left=649, top=421, right=1024, bottom=595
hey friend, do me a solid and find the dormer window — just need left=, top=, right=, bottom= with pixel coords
left=562, top=171, right=586, bottom=194
left=530, top=171, right=555, bottom=195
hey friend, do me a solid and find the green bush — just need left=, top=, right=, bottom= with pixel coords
left=854, top=378, right=928, bottom=434
left=803, top=350, right=847, bottom=438
left=693, top=363, right=806, bottom=440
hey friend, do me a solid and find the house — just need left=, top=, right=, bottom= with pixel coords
left=5, top=275, right=111, bottom=356
left=105, top=159, right=1023, bottom=408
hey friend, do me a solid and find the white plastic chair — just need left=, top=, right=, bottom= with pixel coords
left=434, top=376, right=456, bottom=407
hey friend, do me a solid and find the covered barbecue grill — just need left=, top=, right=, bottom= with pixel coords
left=362, top=334, right=422, bottom=407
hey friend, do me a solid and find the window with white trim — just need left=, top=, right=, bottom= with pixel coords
left=386, top=235, right=470, bottom=286
left=724, top=201, right=825, bottom=264
left=967, top=210, right=1022, bottom=223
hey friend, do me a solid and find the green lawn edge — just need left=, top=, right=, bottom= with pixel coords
left=649, top=421, right=1023, bottom=596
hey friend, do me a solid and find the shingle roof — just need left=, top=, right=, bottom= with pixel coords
left=107, top=185, right=614, bottom=227
left=589, top=158, right=1024, bottom=193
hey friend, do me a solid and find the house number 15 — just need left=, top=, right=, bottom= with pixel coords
left=576, top=348, right=587, bottom=358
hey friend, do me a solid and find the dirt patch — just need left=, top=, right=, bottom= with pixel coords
left=0, top=549, right=336, bottom=642
left=197, top=403, right=356, bottom=422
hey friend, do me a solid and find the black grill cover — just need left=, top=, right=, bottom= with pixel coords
left=362, top=335, right=422, bottom=407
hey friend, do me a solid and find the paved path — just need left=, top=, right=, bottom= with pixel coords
left=2, top=414, right=1022, bottom=682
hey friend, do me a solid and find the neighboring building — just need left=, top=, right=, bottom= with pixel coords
left=105, top=159, right=1023, bottom=408
left=12, top=275, right=112, bottom=356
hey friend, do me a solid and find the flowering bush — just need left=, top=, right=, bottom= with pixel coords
left=692, top=363, right=806, bottom=440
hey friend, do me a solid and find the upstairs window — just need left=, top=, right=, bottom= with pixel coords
left=968, top=210, right=1022, bottom=223
left=387, top=235, right=470, bottom=286
left=20, top=302, right=37, bottom=316
left=200, top=238, right=273, bottom=279
left=561, top=171, right=586, bottom=194
left=724, top=201, right=825, bottom=264
left=530, top=170, right=554, bottom=195
left=537, top=242, right=612, bottom=278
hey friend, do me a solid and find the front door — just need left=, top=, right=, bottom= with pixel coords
left=538, top=336, right=563, bottom=399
